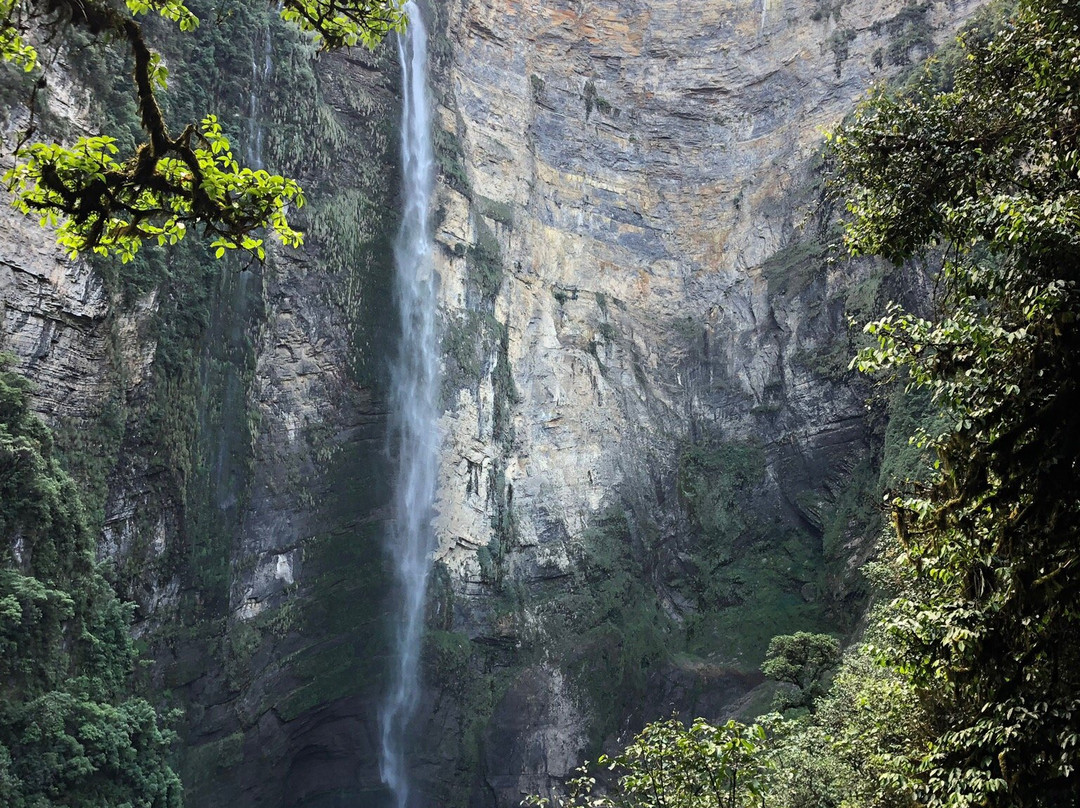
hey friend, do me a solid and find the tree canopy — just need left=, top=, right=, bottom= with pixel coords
left=0, top=355, right=182, bottom=807
left=525, top=717, right=776, bottom=808
left=827, top=0, right=1080, bottom=803
left=0, top=0, right=404, bottom=262
left=761, top=632, right=840, bottom=711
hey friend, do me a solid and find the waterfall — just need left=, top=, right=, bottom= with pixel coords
left=246, top=24, right=272, bottom=170
left=380, top=3, right=438, bottom=807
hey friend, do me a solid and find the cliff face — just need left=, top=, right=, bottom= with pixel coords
left=431, top=0, right=977, bottom=576
left=5, top=12, right=405, bottom=806
left=0, top=1, right=978, bottom=807
left=421, top=0, right=979, bottom=802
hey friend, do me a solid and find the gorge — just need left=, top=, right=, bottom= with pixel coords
left=0, top=0, right=986, bottom=806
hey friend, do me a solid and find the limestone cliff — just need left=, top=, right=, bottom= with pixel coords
left=421, top=0, right=980, bottom=803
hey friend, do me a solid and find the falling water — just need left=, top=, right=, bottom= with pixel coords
left=246, top=24, right=272, bottom=170
left=380, top=3, right=438, bottom=807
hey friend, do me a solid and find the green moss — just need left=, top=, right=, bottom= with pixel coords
left=51, top=393, right=128, bottom=537
left=686, top=581, right=823, bottom=668
left=761, top=239, right=829, bottom=299
left=674, top=439, right=848, bottom=667
left=0, top=60, right=35, bottom=122
left=871, top=1, right=932, bottom=67
left=583, top=80, right=616, bottom=119
left=422, top=629, right=472, bottom=691
left=442, top=311, right=487, bottom=398
left=878, top=386, right=944, bottom=489
left=529, top=73, right=545, bottom=99
left=828, top=27, right=858, bottom=76
left=420, top=631, right=516, bottom=808
left=678, top=441, right=765, bottom=544
left=810, top=0, right=847, bottom=22
left=842, top=264, right=887, bottom=326
left=304, top=189, right=398, bottom=392
left=434, top=125, right=470, bottom=194
left=182, top=731, right=244, bottom=782
left=819, top=456, right=881, bottom=568
left=492, top=323, right=519, bottom=443
left=276, top=522, right=388, bottom=721
left=476, top=195, right=515, bottom=228
left=539, top=509, right=676, bottom=748
left=467, top=216, right=504, bottom=306
left=276, top=421, right=392, bottom=722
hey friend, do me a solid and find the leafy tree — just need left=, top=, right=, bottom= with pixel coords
left=766, top=587, right=933, bottom=808
left=828, top=0, right=1080, bottom=804
left=1, top=0, right=404, bottom=262
left=761, top=632, right=840, bottom=711
left=0, top=355, right=182, bottom=807
left=525, top=716, right=775, bottom=808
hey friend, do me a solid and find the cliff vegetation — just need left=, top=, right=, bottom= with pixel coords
left=5, top=0, right=1079, bottom=804
left=0, top=355, right=182, bottom=807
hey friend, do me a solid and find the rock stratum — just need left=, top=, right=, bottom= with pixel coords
left=0, top=0, right=979, bottom=806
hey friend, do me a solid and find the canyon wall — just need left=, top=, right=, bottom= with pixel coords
left=419, top=0, right=977, bottom=802
left=0, top=0, right=980, bottom=806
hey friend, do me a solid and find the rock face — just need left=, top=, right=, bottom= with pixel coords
left=0, top=0, right=982, bottom=807
left=4, top=13, right=405, bottom=807
left=419, top=0, right=981, bottom=802
left=0, top=52, right=148, bottom=425
left=431, top=0, right=978, bottom=573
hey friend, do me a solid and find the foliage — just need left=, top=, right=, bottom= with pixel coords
left=828, top=0, right=1080, bottom=804
left=0, top=0, right=404, bottom=260
left=279, top=0, right=403, bottom=49
left=677, top=441, right=763, bottom=552
left=553, top=509, right=675, bottom=743
left=525, top=716, right=774, bottom=808
left=675, top=440, right=833, bottom=663
left=870, top=1, right=932, bottom=68
left=761, top=632, right=839, bottom=711
left=766, top=601, right=930, bottom=808
left=0, top=356, right=181, bottom=807
left=759, top=238, right=828, bottom=300
left=6, top=121, right=303, bottom=262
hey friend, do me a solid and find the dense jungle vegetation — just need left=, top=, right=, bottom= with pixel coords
left=530, top=0, right=1080, bottom=806
left=0, top=355, right=183, bottom=806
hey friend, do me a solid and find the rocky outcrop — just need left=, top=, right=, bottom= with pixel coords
left=0, top=51, right=153, bottom=424
left=432, top=0, right=979, bottom=572
left=0, top=238, right=113, bottom=417
left=150, top=23, right=406, bottom=808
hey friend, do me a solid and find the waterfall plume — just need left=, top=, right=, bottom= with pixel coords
left=380, top=3, right=438, bottom=807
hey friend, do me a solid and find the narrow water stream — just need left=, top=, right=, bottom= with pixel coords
left=380, top=4, right=438, bottom=806
left=247, top=23, right=272, bottom=170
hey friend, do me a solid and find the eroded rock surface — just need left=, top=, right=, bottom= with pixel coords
left=421, top=0, right=981, bottom=801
